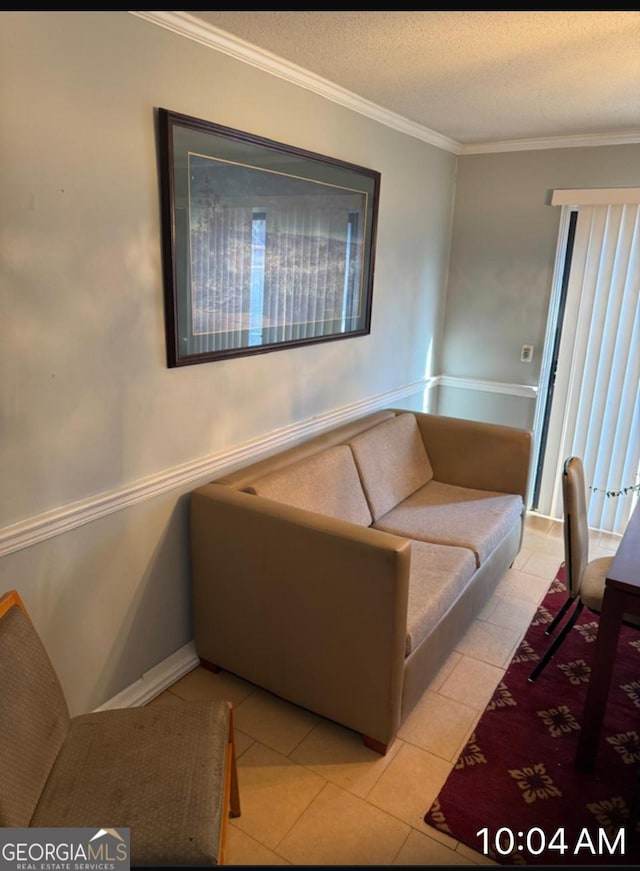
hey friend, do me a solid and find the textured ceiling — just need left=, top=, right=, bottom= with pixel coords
left=188, top=11, right=640, bottom=147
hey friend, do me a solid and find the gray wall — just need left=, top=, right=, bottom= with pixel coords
left=438, top=144, right=640, bottom=429
left=5, top=12, right=638, bottom=713
left=0, top=13, right=455, bottom=712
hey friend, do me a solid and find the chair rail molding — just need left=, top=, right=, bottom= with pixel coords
left=0, top=379, right=428, bottom=558
left=0, top=375, right=535, bottom=558
left=438, top=375, right=538, bottom=399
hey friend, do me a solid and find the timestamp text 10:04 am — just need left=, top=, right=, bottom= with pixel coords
left=476, top=826, right=626, bottom=858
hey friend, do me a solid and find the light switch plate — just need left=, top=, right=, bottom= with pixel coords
left=521, top=344, right=534, bottom=363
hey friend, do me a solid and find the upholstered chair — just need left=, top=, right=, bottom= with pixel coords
left=0, top=589, right=240, bottom=866
left=528, top=456, right=634, bottom=682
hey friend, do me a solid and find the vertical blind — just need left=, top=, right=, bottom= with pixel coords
left=545, top=201, right=640, bottom=534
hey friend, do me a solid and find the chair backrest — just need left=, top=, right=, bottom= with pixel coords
left=562, top=456, right=589, bottom=598
left=0, top=590, right=70, bottom=826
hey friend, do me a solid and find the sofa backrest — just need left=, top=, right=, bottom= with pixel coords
left=216, top=409, right=396, bottom=491
left=244, top=444, right=373, bottom=526
left=348, top=413, right=434, bottom=521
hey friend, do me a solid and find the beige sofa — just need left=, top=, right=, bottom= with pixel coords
left=190, top=409, right=532, bottom=753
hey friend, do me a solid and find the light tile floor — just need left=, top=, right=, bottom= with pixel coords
left=151, top=512, right=621, bottom=866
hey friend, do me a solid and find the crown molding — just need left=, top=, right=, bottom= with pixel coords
left=458, top=130, right=640, bottom=155
left=131, top=11, right=640, bottom=157
left=130, top=11, right=460, bottom=154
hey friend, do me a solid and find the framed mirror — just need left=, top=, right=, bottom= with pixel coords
left=158, top=108, right=380, bottom=366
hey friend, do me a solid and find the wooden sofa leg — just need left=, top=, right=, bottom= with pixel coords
left=363, top=734, right=390, bottom=755
left=200, top=658, right=221, bottom=673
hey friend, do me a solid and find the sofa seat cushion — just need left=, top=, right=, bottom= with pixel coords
left=244, top=444, right=372, bottom=526
left=406, top=541, right=476, bottom=656
left=374, top=480, right=524, bottom=568
left=348, top=412, right=434, bottom=521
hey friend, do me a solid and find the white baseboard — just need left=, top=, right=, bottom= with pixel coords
left=94, top=641, right=200, bottom=710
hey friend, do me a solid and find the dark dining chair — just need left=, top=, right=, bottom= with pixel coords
left=528, top=456, right=617, bottom=683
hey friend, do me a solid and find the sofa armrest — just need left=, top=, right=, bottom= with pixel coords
left=190, top=483, right=411, bottom=745
left=191, top=483, right=411, bottom=744
left=410, top=411, right=532, bottom=499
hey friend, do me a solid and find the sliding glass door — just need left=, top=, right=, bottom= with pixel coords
left=535, top=198, right=640, bottom=534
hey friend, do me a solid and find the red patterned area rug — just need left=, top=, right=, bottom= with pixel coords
left=424, top=565, right=640, bottom=866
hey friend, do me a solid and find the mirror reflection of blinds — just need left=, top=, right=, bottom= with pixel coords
left=248, top=211, right=266, bottom=347
left=189, top=198, right=364, bottom=354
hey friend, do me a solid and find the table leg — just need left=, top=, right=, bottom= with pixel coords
left=575, top=587, right=626, bottom=771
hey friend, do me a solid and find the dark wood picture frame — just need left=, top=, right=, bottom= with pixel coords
left=158, top=108, right=380, bottom=367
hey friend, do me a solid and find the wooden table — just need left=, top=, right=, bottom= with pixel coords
left=575, top=500, right=640, bottom=771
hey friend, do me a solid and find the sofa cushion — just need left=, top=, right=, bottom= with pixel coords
left=217, top=409, right=396, bottom=490
left=406, top=541, right=476, bottom=656
left=374, top=480, right=524, bottom=568
left=244, top=444, right=372, bottom=526
left=348, top=413, right=434, bottom=521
